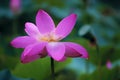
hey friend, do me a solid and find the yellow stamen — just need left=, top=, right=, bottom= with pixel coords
left=38, top=34, right=59, bottom=42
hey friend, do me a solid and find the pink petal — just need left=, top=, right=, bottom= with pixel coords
left=55, top=14, right=77, bottom=39
left=25, top=22, right=41, bottom=38
left=46, top=42, right=65, bottom=61
left=36, top=10, right=55, bottom=34
left=11, top=36, right=36, bottom=48
left=64, top=42, right=88, bottom=58
left=21, top=42, right=47, bottom=63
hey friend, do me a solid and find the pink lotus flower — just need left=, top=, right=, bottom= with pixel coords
left=11, top=10, right=88, bottom=63
left=106, top=60, right=112, bottom=69
left=10, top=0, right=21, bottom=14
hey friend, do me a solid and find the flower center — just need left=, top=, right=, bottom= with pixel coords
left=40, top=36, right=56, bottom=42
left=38, top=33, right=60, bottom=42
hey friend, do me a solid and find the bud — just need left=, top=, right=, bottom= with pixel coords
left=10, top=0, right=21, bottom=14
left=106, top=60, right=112, bottom=69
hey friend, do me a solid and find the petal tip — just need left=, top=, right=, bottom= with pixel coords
left=57, top=57, right=66, bottom=62
left=38, top=9, right=44, bottom=12
left=25, top=22, right=33, bottom=28
left=10, top=40, right=15, bottom=47
left=85, top=55, right=89, bottom=59
left=21, top=60, right=26, bottom=64
left=53, top=57, right=65, bottom=62
left=37, top=9, right=46, bottom=14
left=82, top=52, right=89, bottom=59
left=10, top=39, right=18, bottom=48
left=20, top=55, right=30, bottom=64
left=25, top=22, right=30, bottom=26
left=36, top=9, right=55, bottom=34
left=21, top=59, right=29, bottom=64
left=80, top=49, right=89, bottom=59
left=71, top=14, right=77, bottom=19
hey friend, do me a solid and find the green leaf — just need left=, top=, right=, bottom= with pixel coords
left=0, top=69, right=31, bottom=80
left=12, top=57, right=71, bottom=80
left=78, top=24, right=91, bottom=36
left=0, top=54, right=19, bottom=70
left=79, top=66, right=120, bottom=80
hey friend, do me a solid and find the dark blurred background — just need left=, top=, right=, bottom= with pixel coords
left=0, top=0, right=120, bottom=80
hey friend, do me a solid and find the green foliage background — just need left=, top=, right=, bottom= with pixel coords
left=0, top=0, right=120, bottom=80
